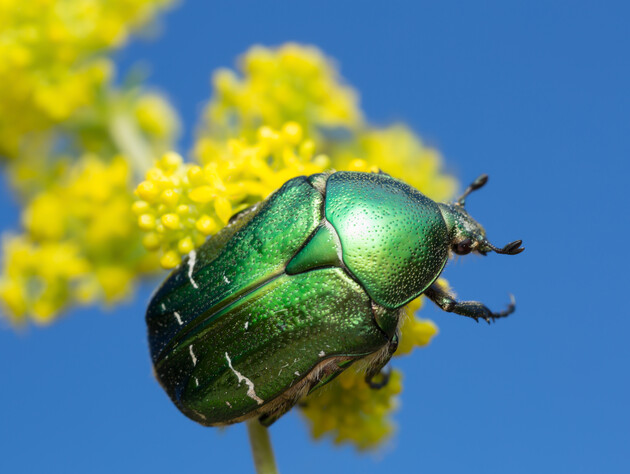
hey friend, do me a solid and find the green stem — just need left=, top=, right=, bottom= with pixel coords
left=246, top=420, right=279, bottom=474
left=109, top=111, right=153, bottom=180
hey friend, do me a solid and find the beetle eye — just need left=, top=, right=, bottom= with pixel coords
left=453, top=238, right=472, bottom=255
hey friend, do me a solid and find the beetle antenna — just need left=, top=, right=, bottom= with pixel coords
left=456, top=174, right=489, bottom=207
left=487, top=239, right=525, bottom=255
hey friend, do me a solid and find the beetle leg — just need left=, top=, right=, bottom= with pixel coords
left=259, top=409, right=288, bottom=427
left=425, top=283, right=515, bottom=324
left=365, top=335, right=398, bottom=389
left=366, top=366, right=391, bottom=389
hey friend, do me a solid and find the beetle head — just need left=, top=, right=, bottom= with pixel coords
left=438, top=174, right=524, bottom=257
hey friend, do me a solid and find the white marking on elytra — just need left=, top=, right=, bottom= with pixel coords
left=225, top=352, right=263, bottom=405
left=318, top=350, right=326, bottom=357
left=187, top=250, right=199, bottom=289
left=174, top=311, right=183, bottom=325
left=161, top=303, right=166, bottom=311
left=226, top=401, right=232, bottom=408
left=189, top=345, right=197, bottom=366
left=223, top=275, right=230, bottom=284
left=278, top=362, right=289, bottom=376
left=244, top=322, right=249, bottom=330
left=193, top=410, right=207, bottom=420
left=294, top=371, right=300, bottom=376
left=195, top=377, right=199, bottom=387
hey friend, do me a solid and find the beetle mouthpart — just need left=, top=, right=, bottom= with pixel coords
left=456, top=174, right=489, bottom=207
left=489, top=240, right=524, bottom=255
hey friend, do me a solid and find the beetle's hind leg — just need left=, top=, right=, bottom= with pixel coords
left=425, top=282, right=515, bottom=324
left=364, top=334, right=398, bottom=389
left=366, top=366, right=391, bottom=389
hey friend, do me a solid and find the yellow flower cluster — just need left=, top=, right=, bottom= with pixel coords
left=206, top=43, right=362, bottom=139
left=0, top=156, right=153, bottom=324
left=135, top=123, right=330, bottom=268
left=0, top=0, right=173, bottom=158
left=0, top=238, right=88, bottom=323
left=331, top=124, right=458, bottom=203
left=301, top=367, right=403, bottom=450
left=300, top=296, right=439, bottom=449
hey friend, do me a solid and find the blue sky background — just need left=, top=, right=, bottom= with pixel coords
left=1, top=1, right=629, bottom=473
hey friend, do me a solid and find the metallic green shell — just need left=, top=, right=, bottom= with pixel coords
left=146, top=171, right=450, bottom=426
left=326, top=172, right=449, bottom=309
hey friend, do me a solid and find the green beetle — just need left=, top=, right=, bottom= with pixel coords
left=146, top=171, right=523, bottom=427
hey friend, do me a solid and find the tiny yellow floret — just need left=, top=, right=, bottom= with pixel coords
left=138, top=213, right=156, bottom=230
left=137, top=181, right=159, bottom=202
left=160, top=250, right=181, bottom=269
left=177, top=236, right=194, bottom=254
left=160, top=189, right=179, bottom=207
left=196, top=215, right=217, bottom=235
left=160, top=213, right=180, bottom=230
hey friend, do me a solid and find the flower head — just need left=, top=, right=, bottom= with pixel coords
left=0, top=155, right=154, bottom=325
left=205, top=43, right=362, bottom=140
left=0, top=0, right=174, bottom=158
left=136, top=123, right=329, bottom=268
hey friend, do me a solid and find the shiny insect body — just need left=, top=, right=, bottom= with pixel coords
left=146, top=171, right=523, bottom=426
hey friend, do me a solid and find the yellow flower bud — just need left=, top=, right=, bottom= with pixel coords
left=196, top=215, right=217, bottom=235
left=136, top=181, right=159, bottom=202
left=138, top=213, right=156, bottom=230
left=187, top=166, right=205, bottom=186
left=160, top=250, right=181, bottom=269
left=160, top=189, right=178, bottom=207
left=145, top=168, right=164, bottom=183
left=160, top=151, right=183, bottom=171
left=142, top=232, right=161, bottom=251
left=131, top=200, right=150, bottom=215
left=161, top=213, right=180, bottom=230
left=177, top=236, right=194, bottom=254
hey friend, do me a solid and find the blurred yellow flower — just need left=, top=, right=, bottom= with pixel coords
left=205, top=43, right=362, bottom=140
left=0, top=237, right=89, bottom=324
left=0, top=155, right=154, bottom=324
left=331, top=124, right=458, bottom=203
left=0, top=0, right=173, bottom=158
left=301, top=367, right=404, bottom=450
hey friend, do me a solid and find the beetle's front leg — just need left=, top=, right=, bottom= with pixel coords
left=424, top=283, right=515, bottom=324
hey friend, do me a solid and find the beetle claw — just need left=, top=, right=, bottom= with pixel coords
left=366, top=367, right=391, bottom=389
left=502, top=240, right=525, bottom=255
left=489, top=294, right=517, bottom=320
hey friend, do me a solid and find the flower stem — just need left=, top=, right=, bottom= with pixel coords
left=109, top=111, right=153, bottom=180
left=246, top=420, right=279, bottom=474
